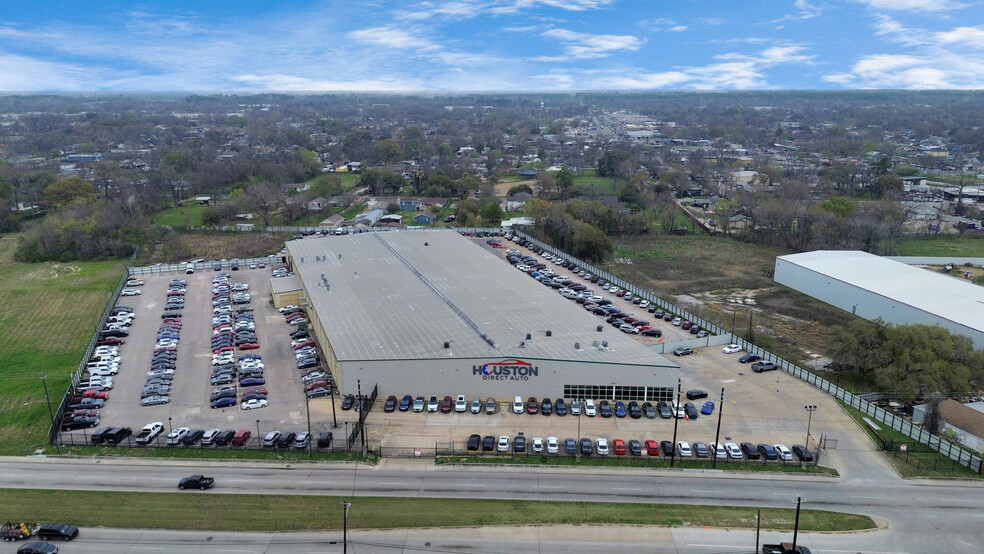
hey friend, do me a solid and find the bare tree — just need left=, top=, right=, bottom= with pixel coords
left=245, top=182, right=283, bottom=227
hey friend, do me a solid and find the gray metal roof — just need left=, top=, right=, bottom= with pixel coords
left=287, top=231, right=676, bottom=368
left=777, top=250, right=984, bottom=330
left=270, top=274, right=300, bottom=294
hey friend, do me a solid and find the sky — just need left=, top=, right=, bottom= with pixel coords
left=1, top=0, right=982, bottom=92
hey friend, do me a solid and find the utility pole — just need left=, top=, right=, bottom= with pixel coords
left=792, top=496, right=803, bottom=552
left=804, top=405, right=817, bottom=450
left=670, top=378, right=681, bottom=467
left=41, top=375, right=60, bottom=453
left=341, top=501, right=352, bottom=554
left=305, top=395, right=312, bottom=458
left=712, top=387, right=724, bottom=469
left=330, top=383, right=338, bottom=428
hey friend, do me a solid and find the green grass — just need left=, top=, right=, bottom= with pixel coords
left=839, top=402, right=984, bottom=479
left=896, top=236, right=984, bottom=257
left=0, top=489, right=875, bottom=532
left=0, top=235, right=128, bottom=455
left=152, top=203, right=210, bottom=226
left=439, top=455, right=838, bottom=475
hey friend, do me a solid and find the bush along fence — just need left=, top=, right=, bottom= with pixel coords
left=512, top=230, right=984, bottom=474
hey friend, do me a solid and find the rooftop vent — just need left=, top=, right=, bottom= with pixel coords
left=545, top=330, right=552, bottom=337
left=597, top=325, right=603, bottom=332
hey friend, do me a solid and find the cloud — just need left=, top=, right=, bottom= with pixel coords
left=936, top=26, right=984, bottom=48
left=233, top=74, right=424, bottom=91
left=852, top=0, right=967, bottom=12
left=347, top=26, right=440, bottom=52
left=397, top=0, right=614, bottom=20
left=535, top=28, right=643, bottom=60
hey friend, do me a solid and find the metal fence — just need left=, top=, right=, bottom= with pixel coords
left=50, top=248, right=140, bottom=446
left=57, top=431, right=353, bottom=454
left=511, top=230, right=984, bottom=474
left=129, top=255, right=283, bottom=276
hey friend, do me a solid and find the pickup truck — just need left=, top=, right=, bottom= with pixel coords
left=762, top=543, right=812, bottom=554
left=1, top=521, right=35, bottom=541
left=134, top=421, right=164, bottom=444
left=178, top=475, right=214, bottom=490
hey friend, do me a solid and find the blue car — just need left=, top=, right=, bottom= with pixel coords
left=239, top=377, right=265, bottom=387
left=614, top=401, right=626, bottom=418
left=555, top=398, right=567, bottom=416
left=211, top=397, right=236, bottom=409
left=701, top=401, right=715, bottom=415
left=399, top=394, right=412, bottom=411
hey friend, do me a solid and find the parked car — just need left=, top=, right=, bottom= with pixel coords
left=758, top=444, right=779, bottom=460
left=774, top=444, right=794, bottom=461
left=741, top=442, right=762, bottom=460
left=673, top=346, right=693, bottom=356
left=685, top=389, right=708, bottom=400
left=701, top=401, right=715, bottom=415
left=383, top=395, right=397, bottom=412
left=738, top=353, right=761, bottom=363
left=723, top=343, right=743, bottom=354
left=792, top=444, right=814, bottom=462
left=752, top=361, right=778, bottom=372
left=595, top=438, right=609, bottom=455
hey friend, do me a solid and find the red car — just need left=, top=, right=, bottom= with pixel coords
left=440, top=396, right=453, bottom=413
left=213, top=346, right=234, bottom=354
left=242, top=387, right=268, bottom=397
left=681, top=321, right=693, bottom=330
left=82, top=389, right=109, bottom=400
left=293, top=340, right=315, bottom=350
left=526, top=396, right=538, bottom=414
left=238, top=342, right=260, bottom=350
left=613, top=439, right=626, bottom=456
left=231, top=429, right=252, bottom=446
left=305, top=379, right=328, bottom=391
left=96, top=337, right=125, bottom=346
left=72, top=409, right=99, bottom=417
left=166, top=290, right=185, bottom=296
left=644, top=439, right=659, bottom=455
left=615, top=290, right=626, bottom=297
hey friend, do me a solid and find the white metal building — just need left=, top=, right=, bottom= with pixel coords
left=284, top=230, right=679, bottom=401
left=774, top=250, right=984, bottom=349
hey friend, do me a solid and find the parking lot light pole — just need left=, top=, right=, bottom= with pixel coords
left=41, top=375, right=60, bottom=454
left=804, top=405, right=817, bottom=449
left=255, top=419, right=260, bottom=447
left=168, top=417, right=172, bottom=435
left=670, top=378, right=681, bottom=467
left=330, top=384, right=338, bottom=428
left=305, top=395, right=313, bottom=457
left=341, top=501, right=352, bottom=554
left=712, top=387, right=724, bottom=469
left=791, top=496, right=803, bottom=552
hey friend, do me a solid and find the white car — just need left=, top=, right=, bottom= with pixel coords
left=531, top=437, right=544, bottom=453
left=724, top=442, right=744, bottom=459
left=677, top=441, right=693, bottom=458
left=512, top=396, right=524, bottom=414
left=584, top=399, right=597, bottom=417
left=88, top=368, right=118, bottom=377
left=774, top=444, right=794, bottom=461
left=454, top=394, right=467, bottom=412
left=546, top=436, right=559, bottom=454
left=722, top=344, right=743, bottom=354
left=639, top=300, right=650, bottom=308
left=709, top=442, right=729, bottom=459
left=125, top=279, right=144, bottom=286
left=166, top=427, right=190, bottom=445
left=201, top=428, right=222, bottom=445
left=596, top=438, right=610, bottom=455
left=278, top=305, right=299, bottom=313
left=242, top=398, right=268, bottom=410
left=121, top=288, right=142, bottom=296
left=427, top=396, right=440, bottom=412
left=470, top=397, right=482, bottom=414
left=671, top=317, right=683, bottom=326
left=497, top=435, right=510, bottom=452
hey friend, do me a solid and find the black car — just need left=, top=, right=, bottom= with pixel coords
left=214, top=430, right=236, bottom=446
left=642, top=402, right=657, bottom=419
left=317, top=431, right=334, bottom=448
left=792, top=444, right=814, bottom=462
left=599, top=400, right=613, bottom=418
left=641, top=328, right=662, bottom=337
left=210, top=389, right=237, bottom=401
left=276, top=432, right=297, bottom=448
left=579, top=437, right=593, bottom=455
left=738, top=353, right=761, bottom=363
left=90, top=426, right=113, bottom=443
left=555, top=398, right=567, bottom=416
left=514, top=435, right=526, bottom=452
left=660, top=440, right=675, bottom=457
left=37, top=523, right=79, bottom=541
left=663, top=312, right=674, bottom=321
left=341, top=395, right=355, bottom=410
left=656, top=401, right=673, bottom=419
left=383, top=395, right=397, bottom=412
left=541, top=397, right=552, bottom=415
left=467, top=434, right=481, bottom=451
left=482, top=435, right=495, bottom=451
left=15, top=542, right=59, bottom=554
left=628, top=401, right=642, bottom=419
left=684, top=402, right=699, bottom=419
left=564, top=438, right=577, bottom=455
left=628, top=439, right=643, bottom=456
left=182, top=429, right=205, bottom=446
left=741, top=442, right=762, bottom=460
left=685, top=389, right=708, bottom=400
left=290, top=330, right=309, bottom=340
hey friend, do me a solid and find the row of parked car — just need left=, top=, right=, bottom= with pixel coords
left=464, top=433, right=815, bottom=462
left=142, top=280, right=188, bottom=407
left=378, top=394, right=716, bottom=420
left=278, top=307, right=332, bottom=399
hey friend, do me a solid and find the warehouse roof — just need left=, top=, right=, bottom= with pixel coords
left=776, top=250, right=984, bottom=331
left=286, top=231, right=676, bottom=368
left=270, top=274, right=300, bottom=295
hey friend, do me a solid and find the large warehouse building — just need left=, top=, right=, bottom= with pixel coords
left=280, top=231, right=679, bottom=401
left=774, top=250, right=984, bottom=348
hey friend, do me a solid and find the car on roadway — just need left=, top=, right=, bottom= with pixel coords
left=36, top=523, right=79, bottom=542
left=685, top=389, right=708, bottom=400
left=16, top=542, right=59, bottom=554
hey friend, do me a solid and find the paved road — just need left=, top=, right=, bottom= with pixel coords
left=2, top=457, right=983, bottom=553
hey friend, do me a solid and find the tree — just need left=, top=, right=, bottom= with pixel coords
left=201, top=206, right=221, bottom=226
left=385, top=202, right=400, bottom=215
left=44, top=176, right=95, bottom=207
left=480, top=198, right=503, bottom=224
left=369, top=139, right=405, bottom=164
left=244, top=182, right=283, bottom=226
left=507, top=184, right=534, bottom=196
left=570, top=221, right=614, bottom=262
left=358, top=169, right=404, bottom=195
left=553, top=166, right=575, bottom=197
left=871, top=173, right=903, bottom=199
left=820, top=196, right=856, bottom=218
left=597, top=149, right=635, bottom=177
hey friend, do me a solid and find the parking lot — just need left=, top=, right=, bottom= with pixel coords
left=61, top=263, right=362, bottom=449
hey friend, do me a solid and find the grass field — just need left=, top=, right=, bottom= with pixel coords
left=0, top=489, right=875, bottom=533
left=0, top=235, right=127, bottom=455
left=896, top=235, right=984, bottom=257
left=152, top=203, right=209, bottom=227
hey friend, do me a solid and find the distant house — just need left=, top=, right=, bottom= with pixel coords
left=413, top=213, right=435, bottom=225
left=400, top=198, right=423, bottom=211
left=320, top=213, right=344, bottom=228
left=345, top=161, right=362, bottom=172
left=915, top=399, right=984, bottom=453
left=282, top=183, right=310, bottom=193
left=356, top=208, right=384, bottom=226
left=517, top=169, right=539, bottom=179
left=66, top=153, right=103, bottom=162
left=195, top=196, right=213, bottom=205
left=504, top=191, right=533, bottom=211
left=307, top=197, right=329, bottom=211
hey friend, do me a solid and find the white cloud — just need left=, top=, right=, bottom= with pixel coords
left=536, top=28, right=643, bottom=60
left=233, top=74, right=424, bottom=91
left=853, top=0, right=967, bottom=12
left=668, top=25, right=688, bottom=32
left=935, top=26, right=984, bottom=48
left=397, top=0, right=614, bottom=20
left=347, top=26, right=440, bottom=52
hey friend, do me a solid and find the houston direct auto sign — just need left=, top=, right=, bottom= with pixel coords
left=473, top=359, right=539, bottom=380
